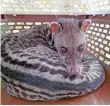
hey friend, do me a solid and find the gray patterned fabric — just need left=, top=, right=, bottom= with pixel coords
left=1, top=24, right=105, bottom=101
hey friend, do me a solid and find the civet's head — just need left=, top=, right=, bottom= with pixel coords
left=50, top=18, right=91, bottom=75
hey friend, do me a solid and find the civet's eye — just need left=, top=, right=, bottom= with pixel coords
left=60, top=46, right=68, bottom=53
left=79, top=21, right=82, bottom=28
left=78, top=45, right=85, bottom=52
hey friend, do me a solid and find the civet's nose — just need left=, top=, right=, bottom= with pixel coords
left=69, top=67, right=80, bottom=75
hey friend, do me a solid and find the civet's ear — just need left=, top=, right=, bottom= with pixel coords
left=81, top=19, right=91, bottom=32
left=49, top=22, right=62, bottom=33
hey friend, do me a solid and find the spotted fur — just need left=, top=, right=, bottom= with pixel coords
left=1, top=21, right=105, bottom=101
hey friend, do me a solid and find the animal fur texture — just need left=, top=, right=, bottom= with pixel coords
left=1, top=18, right=105, bottom=101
